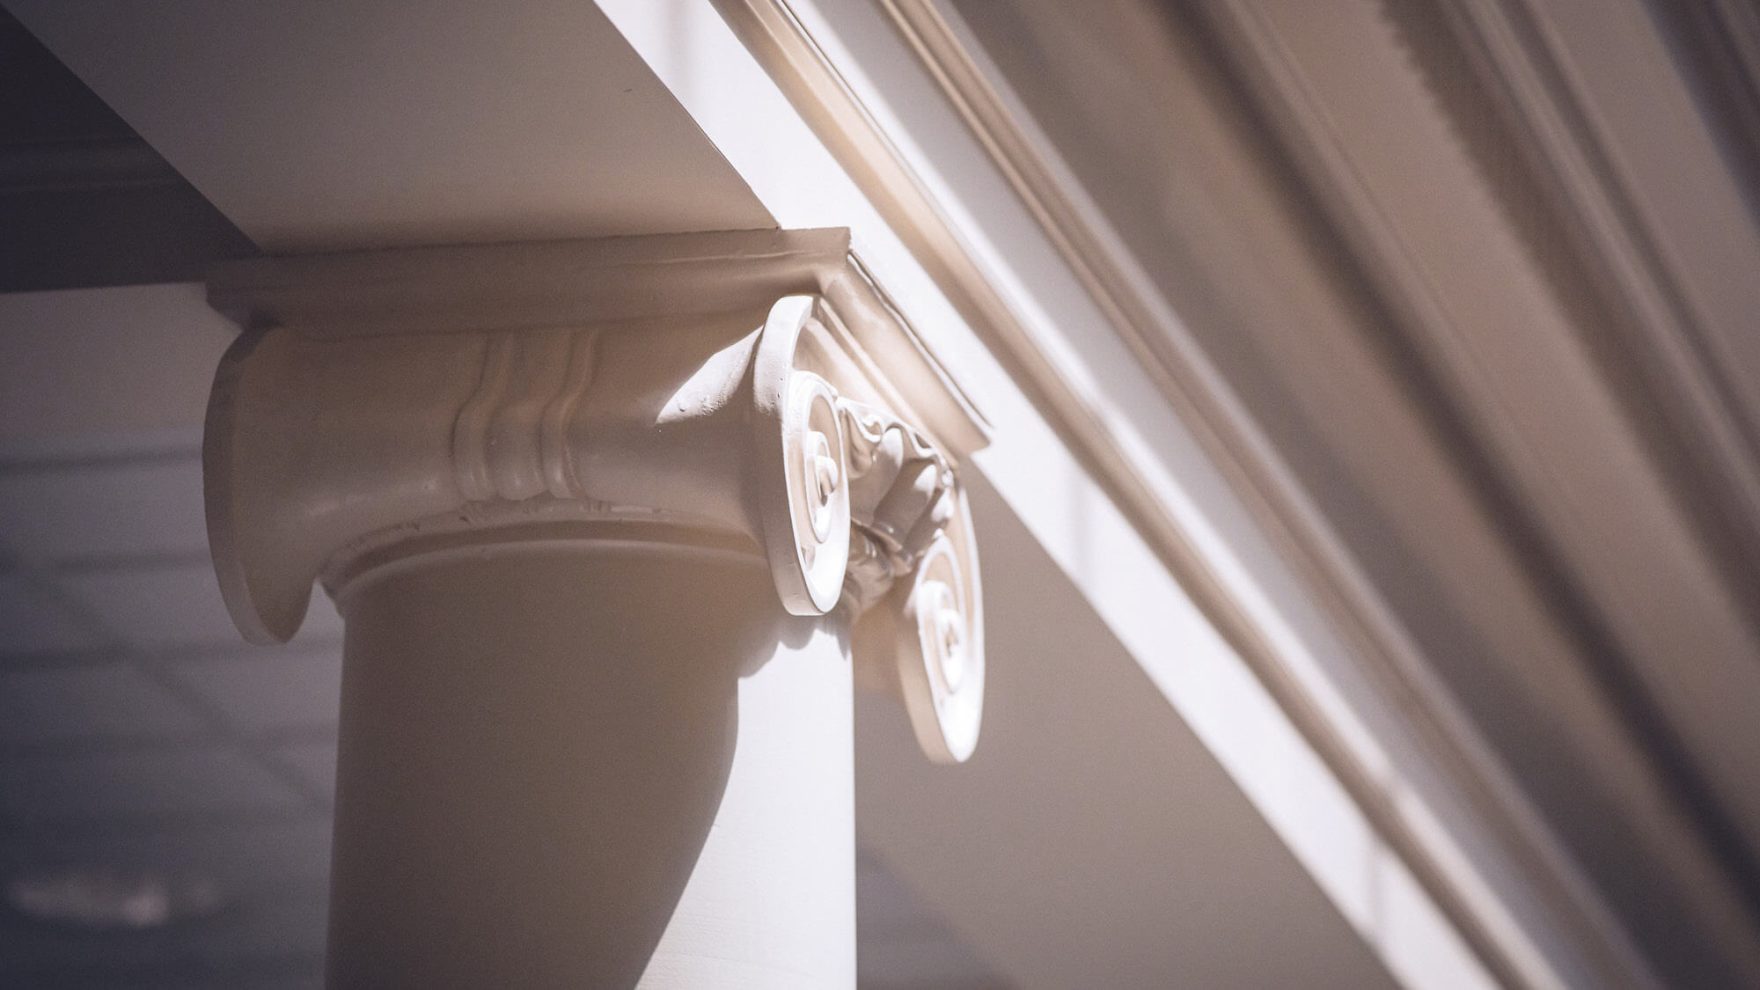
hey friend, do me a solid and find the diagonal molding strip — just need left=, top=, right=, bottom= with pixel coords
left=702, top=0, right=1579, bottom=987
left=1192, top=0, right=1760, bottom=984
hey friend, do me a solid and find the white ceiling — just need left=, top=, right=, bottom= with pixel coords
left=3, top=0, right=772, bottom=253
left=0, top=287, right=340, bottom=986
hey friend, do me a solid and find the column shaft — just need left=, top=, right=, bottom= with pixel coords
left=324, top=532, right=854, bottom=989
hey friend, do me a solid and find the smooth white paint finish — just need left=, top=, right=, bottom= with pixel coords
left=329, top=541, right=854, bottom=988
left=643, top=611, right=856, bottom=988
left=856, top=474, right=1400, bottom=990
left=5, top=0, right=771, bottom=251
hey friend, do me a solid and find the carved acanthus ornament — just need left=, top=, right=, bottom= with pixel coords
left=838, top=398, right=956, bottom=610
left=203, top=229, right=989, bottom=763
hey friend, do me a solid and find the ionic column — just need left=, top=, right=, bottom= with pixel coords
left=199, top=230, right=988, bottom=989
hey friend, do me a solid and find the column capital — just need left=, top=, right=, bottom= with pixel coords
left=203, top=228, right=990, bottom=761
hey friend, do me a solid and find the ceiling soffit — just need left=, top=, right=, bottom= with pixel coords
left=3, top=0, right=773, bottom=253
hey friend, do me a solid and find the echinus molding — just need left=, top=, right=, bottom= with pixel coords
left=202, top=227, right=990, bottom=762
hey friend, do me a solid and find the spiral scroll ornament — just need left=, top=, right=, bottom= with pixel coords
left=791, top=376, right=851, bottom=591
left=892, top=517, right=984, bottom=763
left=769, top=371, right=851, bottom=614
left=753, top=296, right=854, bottom=616
left=752, top=294, right=984, bottom=762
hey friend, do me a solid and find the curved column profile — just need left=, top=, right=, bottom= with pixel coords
left=199, top=229, right=989, bottom=987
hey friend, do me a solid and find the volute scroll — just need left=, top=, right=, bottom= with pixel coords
left=753, top=296, right=987, bottom=763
